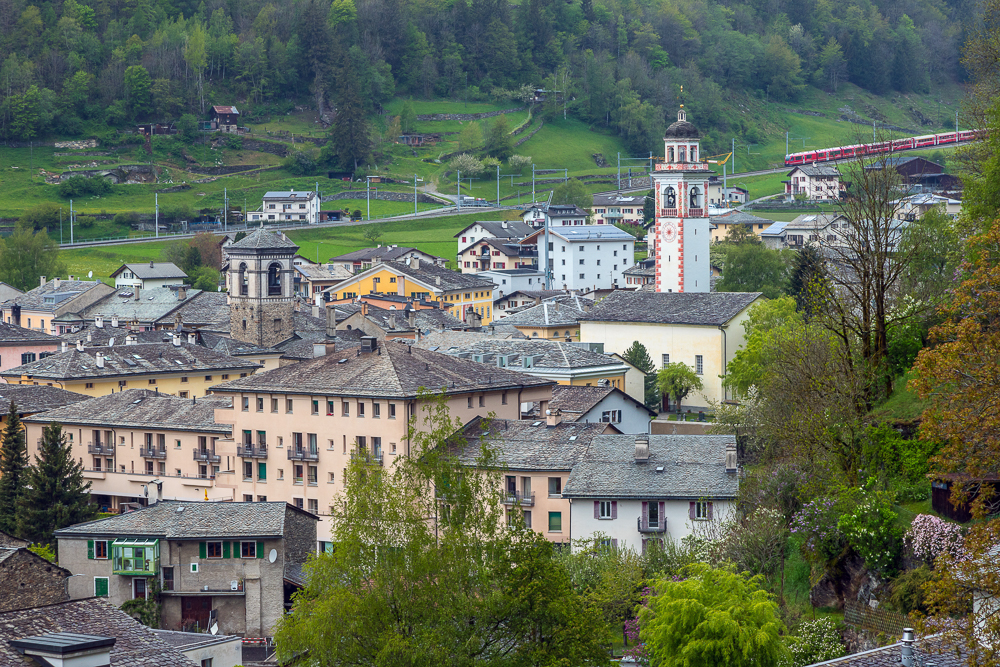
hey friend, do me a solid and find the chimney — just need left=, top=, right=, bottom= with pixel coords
left=388, top=314, right=397, bottom=330
left=134, top=287, right=141, bottom=301
left=502, top=220, right=508, bottom=228
left=11, top=633, right=116, bottom=667
left=125, top=334, right=137, bottom=345
left=362, top=303, right=368, bottom=316
left=361, top=336, right=377, bottom=353
left=635, top=434, right=650, bottom=464
left=86, top=331, right=92, bottom=343
left=40, top=276, right=46, bottom=287
left=68, top=275, right=75, bottom=281
left=900, top=628, right=915, bottom=667
left=435, top=276, right=441, bottom=286
left=411, top=257, right=420, bottom=270
left=407, top=309, right=416, bottom=328
left=326, top=307, right=337, bottom=338
left=94, top=316, right=104, bottom=328
left=95, top=351, right=105, bottom=368
left=76, top=340, right=84, bottom=352
left=177, top=285, right=187, bottom=301
left=188, top=332, right=197, bottom=345
left=54, top=277, right=61, bottom=289
left=174, top=314, right=183, bottom=332
left=172, top=333, right=181, bottom=346
left=313, top=343, right=327, bottom=358
left=726, top=443, right=737, bottom=473
left=150, top=260, right=154, bottom=268
left=111, top=315, right=118, bottom=328
left=312, top=304, right=320, bottom=319
left=60, top=341, right=68, bottom=353
left=546, top=408, right=562, bottom=426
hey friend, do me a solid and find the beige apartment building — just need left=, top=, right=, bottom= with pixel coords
left=209, top=336, right=555, bottom=546
left=23, top=389, right=236, bottom=512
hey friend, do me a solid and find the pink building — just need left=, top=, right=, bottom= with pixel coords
left=0, top=321, right=61, bottom=372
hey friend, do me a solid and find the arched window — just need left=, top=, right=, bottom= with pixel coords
left=690, top=145, right=698, bottom=162
left=664, top=186, right=676, bottom=208
left=239, top=263, right=248, bottom=296
left=267, top=263, right=282, bottom=296
left=678, top=146, right=687, bottom=162
left=667, top=146, right=675, bottom=162
left=690, top=186, right=701, bottom=208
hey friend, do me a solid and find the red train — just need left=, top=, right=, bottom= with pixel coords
left=784, top=129, right=979, bottom=166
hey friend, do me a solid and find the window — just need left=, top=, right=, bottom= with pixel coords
left=548, top=477, right=561, bottom=496
left=286, top=399, right=294, bottom=413
left=206, top=541, right=223, bottom=558
left=181, top=377, right=188, bottom=383
left=258, top=462, right=266, bottom=480
left=240, top=541, right=257, bottom=558
left=94, top=577, right=109, bottom=597
left=258, top=495, right=266, bottom=501
left=548, top=512, right=562, bottom=532
left=312, top=400, right=319, bottom=415
left=579, top=273, right=585, bottom=279
left=662, top=354, right=669, bottom=367
left=579, top=259, right=585, bottom=265
left=267, top=262, right=282, bottom=295
left=244, top=461, right=253, bottom=480
left=256, top=397, right=264, bottom=411
left=373, top=402, right=380, bottom=418
left=598, top=500, right=615, bottom=519
left=86, top=383, right=94, bottom=389
left=244, top=494, right=253, bottom=502
left=501, top=392, right=507, bottom=405
left=202, top=659, right=213, bottom=667
left=358, top=402, right=365, bottom=417
left=295, top=465, right=303, bottom=483
left=308, top=466, right=317, bottom=485
left=389, top=403, right=396, bottom=419
left=222, top=374, right=229, bottom=380
left=205, top=375, right=213, bottom=382
left=242, top=397, right=249, bottom=411
left=341, top=401, right=349, bottom=416
left=329, top=472, right=336, bottom=483
left=695, top=355, right=703, bottom=375
left=294, top=498, right=304, bottom=509
left=148, top=379, right=156, bottom=385
left=308, top=499, right=319, bottom=513
left=162, top=567, right=174, bottom=591
left=90, top=540, right=109, bottom=559
left=467, top=397, right=473, bottom=409
left=478, top=395, right=485, bottom=407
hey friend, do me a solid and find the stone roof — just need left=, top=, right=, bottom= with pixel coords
left=296, top=264, right=354, bottom=282
left=195, top=331, right=277, bottom=357
left=494, top=290, right=565, bottom=304
left=474, top=238, right=525, bottom=256
left=709, top=210, right=775, bottom=226
left=211, top=339, right=553, bottom=398
left=349, top=304, right=465, bottom=333
left=456, top=220, right=535, bottom=240
left=802, top=635, right=966, bottom=667
left=592, top=194, right=645, bottom=207
left=330, top=246, right=445, bottom=263
left=151, top=630, right=241, bottom=650
left=0, top=321, right=60, bottom=345
left=0, top=343, right=261, bottom=381
left=227, top=228, right=299, bottom=251
left=414, top=329, right=525, bottom=353
left=81, top=287, right=202, bottom=324
left=527, top=385, right=655, bottom=420
left=440, top=339, right=625, bottom=371
left=111, top=262, right=187, bottom=280
left=545, top=226, right=636, bottom=242
left=0, top=385, right=89, bottom=415
left=274, top=331, right=362, bottom=361
left=6, top=280, right=110, bottom=313
left=24, top=388, right=232, bottom=434
left=55, top=500, right=316, bottom=539
left=155, top=291, right=229, bottom=328
left=499, top=301, right=587, bottom=328
left=0, top=598, right=198, bottom=667
left=623, top=265, right=655, bottom=277
left=545, top=204, right=589, bottom=218
left=579, top=290, right=760, bottom=326
left=562, top=434, right=738, bottom=499
left=664, top=118, right=699, bottom=139
left=450, top=416, right=616, bottom=471
left=790, top=164, right=841, bottom=177
left=379, top=260, right=495, bottom=292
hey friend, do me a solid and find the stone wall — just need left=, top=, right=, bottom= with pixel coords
left=283, top=507, right=318, bottom=564
left=415, top=107, right=524, bottom=121
left=515, top=122, right=543, bottom=146
left=240, top=140, right=289, bottom=157
left=0, top=531, right=28, bottom=548
left=0, top=548, right=70, bottom=612
left=54, top=139, right=99, bottom=149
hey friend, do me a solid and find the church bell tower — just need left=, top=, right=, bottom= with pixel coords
left=227, top=228, right=298, bottom=347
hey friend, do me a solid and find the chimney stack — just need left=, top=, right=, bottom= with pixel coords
left=125, top=334, right=137, bottom=345
left=546, top=408, right=562, bottom=426
left=76, top=340, right=84, bottom=352
left=53, top=277, right=61, bottom=289
left=111, top=315, right=118, bottom=328
left=361, top=336, right=377, bottom=353
left=313, top=343, right=327, bottom=358
left=388, top=314, right=397, bottom=330
left=725, top=443, right=737, bottom=473
left=86, top=331, right=92, bottom=343
left=407, top=308, right=416, bottom=328
left=172, top=334, right=181, bottom=346
left=134, top=287, right=141, bottom=301
left=95, top=352, right=105, bottom=368
left=95, top=316, right=104, bottom=328
left=174, top=314, right=183, bottom=332
left=40, top=276, right=46, bottom=287
left=635, top=435, right=650, bottom=464
left=900, top=628, right=915, bottom=667
left=177, top=286, right=187, bottom=301
left=60, top=341, right=67, bottom=353
left=150, top=260, right=154, bottom=268
left=188, top=332, right=197, bottom=345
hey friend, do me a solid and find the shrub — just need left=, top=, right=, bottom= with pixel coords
left=284, top=146, right=319, bottom=175
left=449, top=153, right=484, bottom=177
left=837, top=488, right=903, bottom=574
left=508, top=154, right=531, bottom=173
left=225, top=134, right=243, bottom=150
left=58, top=175, right=113, bottom=199
left=782, top=618, right=845, bottom=667
left=175, top=114, right=199, bottom=142
left=19, top=203, right=61, bottom=231
left=113, top=212, right=139, bottom=226
left=790, top=497, right=846, bottom=563
left=888, top=565, right=933, bottom=614
left=905, top=514, right=964, bottom=565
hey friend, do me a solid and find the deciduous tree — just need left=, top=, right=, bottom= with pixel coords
left=0, top=223, right=63, bottom=292
left=716, top=243, right=789, bottom=299
left=657, top=362, right=703, bottom=413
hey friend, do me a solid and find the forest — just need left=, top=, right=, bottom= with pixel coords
left=0, top=0, right=972, bottom=160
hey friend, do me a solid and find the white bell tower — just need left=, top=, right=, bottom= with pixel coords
left=652, top=106, right=712, bottom=293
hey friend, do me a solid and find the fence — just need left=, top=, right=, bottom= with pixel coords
left=843, top=601, right=907, bottom=637
left=242, top=637, right=275, bottom=663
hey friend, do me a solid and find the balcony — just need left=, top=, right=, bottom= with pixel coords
left=139, top=447, right=167, bottom=459
left=87, top=442, right=113, bottom=456
left=637, top=516, right=667, bottom=533
left=192, top=449, right=221, bottom=463
left=287, top=448, right=319, bottom=461
left=502, top=491, right=535, bottom=506
left=688, top=208, right=704, bottom=217
left=238, top=445, right=268, bottom=458
left=660, top=208, right=678, bottom=217
left=350, top=450, right=384, bottom=466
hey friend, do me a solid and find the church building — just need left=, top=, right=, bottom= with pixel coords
left=227, top=228, right=299, bottom=347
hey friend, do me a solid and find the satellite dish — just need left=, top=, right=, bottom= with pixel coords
left=88, top=271, right=93, bottom=278
left=268, top=549, right=277, bottom=563
left=108, top=337, right=115, bottom=347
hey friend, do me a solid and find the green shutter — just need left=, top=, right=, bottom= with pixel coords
left=258, top=462, right=266, bottom=481
left=87, top=540, right=94, bottom=559
left=95, top=577, right=108, bottom=597
left=198, top=541, right=206, bottom=559
left=222, top=541, right=230, bottom=558
left=256, top=541, right=264, bottom=558
left=232, top=541, right=239, bottom=557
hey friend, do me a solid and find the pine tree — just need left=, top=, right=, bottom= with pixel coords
left=788, top=245, right=825, bottom=316
left=0, top=401, right=28, bottom=536
left=17, top=423, right=96, bottom=551
left=623, top=341, right=660, bottom=411
left=329, top=54, right=371, bottom=172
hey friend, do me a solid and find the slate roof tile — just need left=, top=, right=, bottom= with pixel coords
left=0, top=385, right=89, bottom=414
left=450, top=417, right=615, bottom=471
left=579, top=290, right=760, bottom=325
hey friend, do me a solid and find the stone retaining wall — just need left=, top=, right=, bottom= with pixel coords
left=515, top=122, right=543, bottom=146
left=322, top=190, right=448, bottom=205
left=416, top=107, right=524, bottom=121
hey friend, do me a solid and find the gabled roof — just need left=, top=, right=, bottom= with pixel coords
left=579, top=291, right=760, bottom=326
left=709, top=210, right=775, bottom=226
left=500, top=300, right=588, bottom=328
left=0, top=385, right=89, bottom=415
left=227, top=228, right=299, bottom=251
left=82, top=286, right=202, bottom=323
left=25, top=388, right=232, bottom=434
left=110, top=262, right=187, bottom=280
left=0, top=598, right=198, bottom=667
left=6, top=280, right=111, bottom=313
left=154, top=291, right=229, bottom=328
left=761, top=221, right=789, bottom=237
left=592, top=194, right=644, bottom=207
left=0, top=321, right=60, bottom=345
left=295, top=264, right=354, bottom=282
left=494, top=290, right=565, bottom=304
left=789, top=164, right=841, bottom=177
left=262, top=190, right=316, bottom=200
left=55, top=500, right=316, bottom=539
left=449, top=416, right=617, bottom=471
left=563, top=435, right=738, bottom=499
left=329, top=246, right=446, bottom=263
left=0, top=343, right=261, bottom=381
left=545, top=204, right=589, bottom=217
left=211, top=105, right=238, bottom=115
left=210, top=339, right=553, bottom=398
left=344, top=260, right=495, bottom=293
left=467, top=238, right=527, bottom=256
left=524, top=226, right=636, bottom=244
left=801, top=634, right=966, bottom=667
left=545, top=384, right=655, bottom=419
left=441, top=339, right=625, bottom=371
left=345, top=304, right=465, bottom=333
left=455, top=220, right=535, bottom=239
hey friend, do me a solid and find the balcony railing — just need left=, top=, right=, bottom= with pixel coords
left=502, top=491, right=535, bottom=506
left=350, top=450, right=384, bottom=466
left=238, top=445, right=268, bottom=458
left=139, top=447, right=167, bottom=459
left=660, top=208, right=678, bottom=217
left=192, top=449, right=220, bottom=463
left=688, top=208, right=704, bottom=217
left=87, top=443, right=113, bottom=455
left=287, top=448, right=319, bottom=461
left=637, top=517, right=667, bottom=533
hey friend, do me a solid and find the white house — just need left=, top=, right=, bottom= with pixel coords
left=592, top=194, right=645, bottom=226
left=541, top=385, right=654, bottom=434
left=247, top=190, right=320, bottom=224
left=110, top=262, right=187, bottom=290
left=522, top=204, right=589, bottom=227
left=784, top=164, right=844, bottom=201
left=479, top=269, right=547, bottom=300
left=706, top=179, right=748, bottom=207
left=564, top=434, right=738, bottom=553
left=527, top=226, right=636, bottom=292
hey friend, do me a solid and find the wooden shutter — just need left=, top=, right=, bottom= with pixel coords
left=612, top=539, right=618, bottom=550
left=659, top=502, right=666, bottom=529
left=87, top=540, right=95, bottom=559
left=642, top=539, right=647, bottom=556
left=233, top=541, right=240, bottom=558
left=594, top=501, right=599, bottom=519
left=199, top=541, right=207, bottom=559
left=641, top=502, right=648, bottom=531
left=222, top=541, right=231, bottom=559
left=689, top=502, right=696, bottom=520
left=611, top=501, right=617, bottom=519
left=257, top=541, right=265, bottom=558
left=95, top=577, right=108, bottom=597
left=708, top=502, right=714, bottom=519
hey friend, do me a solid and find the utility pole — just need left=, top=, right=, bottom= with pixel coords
left=414, top=174, right=418, bottom=215
left=564, top=168, right=568, bottom=183
left=497, top=164, right=500, bottom=206
left=543, top=211, right=551, bottom=289
left=532, top=164, right=536, bottom=203
left=732, top=138, right=736, bottom=175
left=60, top=208, right=63, bottom=244
left=956, top=110, right=959, bottom=134
left=70, top=200, right=74, bottom=245
left=723, top=164, right=727, bottom=209
left=457, top=170, right=461, bottom=212
left=155, top=193, right=159, bottom=238
left=785, top=132, right=789, bottom=158
left=617, top=152, right=621, bottom=192
left=223, top=188, right=226, bottom=232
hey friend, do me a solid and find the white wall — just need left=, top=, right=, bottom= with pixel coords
left=577, top=392, right=650, bottom=434
left=180, top=638, right=243, bottom=667
left=482, top=271, right=546, bottom=300
left=570, top=498, right=734, bottom=553
left=549, top=237, right=635, bottom=291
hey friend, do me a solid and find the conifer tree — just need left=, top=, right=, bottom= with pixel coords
left=17, top=423, right=96, bottom=551
left=623, top=341, right=660, bottom=411
left=0, top=402, right=28, bottom=536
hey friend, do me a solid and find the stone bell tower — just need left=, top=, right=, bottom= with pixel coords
left=227, top=228, right=298, bottom=347
left=652, top=107, right=712, bottom=293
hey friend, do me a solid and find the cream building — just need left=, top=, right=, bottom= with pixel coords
left=209, top=337, right=555, bottom=547
left=578, top=291, right=761, bottom=410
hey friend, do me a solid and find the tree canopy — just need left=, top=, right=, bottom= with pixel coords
left=657, top=362, right=703, bottom=413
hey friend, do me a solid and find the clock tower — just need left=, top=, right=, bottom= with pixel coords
left=652, top=107, right=712, bottom=293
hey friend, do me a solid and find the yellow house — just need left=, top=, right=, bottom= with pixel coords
left=418, top=338, right=630, bottom=393
left=496, top=298, right=591, bottom=342
left=579, top=290, right=762, bottom=410
left=326, top=258, right=497, bottom=325
left=0, top=340, right=261, bottom=397
left=709, top=210, right=777, bottom=244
